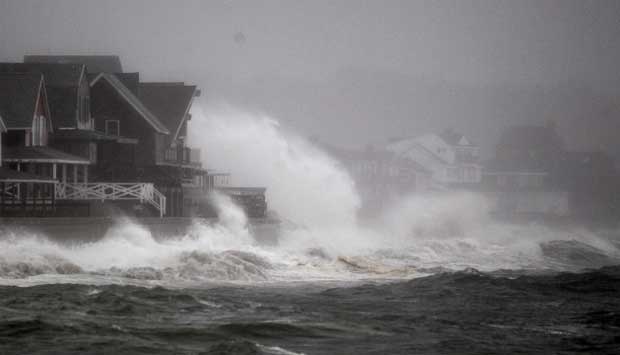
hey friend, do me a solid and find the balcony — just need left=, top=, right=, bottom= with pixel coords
left=163, top=146, right=202, bottom=168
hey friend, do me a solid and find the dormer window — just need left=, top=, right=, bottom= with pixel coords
left=105, top=120, right=120, bottom=136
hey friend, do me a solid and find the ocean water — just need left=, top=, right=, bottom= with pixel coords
left=1, top=108, right=620, bottom=354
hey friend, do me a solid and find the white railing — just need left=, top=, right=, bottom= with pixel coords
left=55, top=182, right=167, bottom=217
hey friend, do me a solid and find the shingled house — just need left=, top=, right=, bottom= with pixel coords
left=25, top=55, right=123, bottom=74
left=482, top=124, right=570, bottom=217
left=137, top=82, right=209, bottom=216
left=0, top=54, right=267, bottom=218
left=0, top=73, right=89, bottom=215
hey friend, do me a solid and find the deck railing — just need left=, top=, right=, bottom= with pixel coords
left=55, top=182, right=167, bottom=217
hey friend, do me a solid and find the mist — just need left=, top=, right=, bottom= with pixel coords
left=3, top=0, right=620, bottom=157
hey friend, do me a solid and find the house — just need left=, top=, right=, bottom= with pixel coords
left=137, top=82, right=210, bottom=217
left=0, top=73, right=89, bottom=215
left=553, top=151, right=619, bottom=221
left=326, top=145, right=432, bottom=216
left=483, top=124, right=563, bottom=191
left=0, top=54, right=267, bottom=219
left=25, top=55, right=123, bottom=74
left=386, top=130, right=481, bottom=187
left=482, top=124, right=569, bottom=217
left=0, top=110, right=57, bottom=215
left=0, top=62, right=135, bottom=167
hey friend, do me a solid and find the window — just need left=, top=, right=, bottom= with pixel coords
left=79, top=96, right=90, bottom=124
left=31, top=115, right=47, bottom=146
left=105, top=120, right=120, bottom=136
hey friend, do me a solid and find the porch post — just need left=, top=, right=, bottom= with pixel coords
left=62, top=164, right=67, bottom=183
left=83, top=165, right=88, bottom=184
left=52, top=163, right=57, bottom=179
left=73, top=165, right=78, bottom=184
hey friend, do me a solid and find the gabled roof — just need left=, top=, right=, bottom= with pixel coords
left=439, top=129, right=475, bottom=147
left=0, top=63, right=84, bottom=128
left=116, top=72, right=140, bottom=95
left=25, top=55, right=122, bottom=74
left=0, top=62, right=85, bottom=87
left=90, top=73, right=170, bottom=134
left=138, top=83, right=196, bottom=142
left=0, top=113, right=6, bottom=132
left=0, top=73, right=44, bottom=129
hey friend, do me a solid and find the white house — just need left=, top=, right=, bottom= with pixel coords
left=386, top=130, right=482, bottom=187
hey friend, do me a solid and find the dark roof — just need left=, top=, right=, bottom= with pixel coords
left=115, top=73, right=140, bottom=95
left=0, top=167, right=56, bottom=183
left=91, top=74, right=170, bottom=134
left=25, top=55, right=122, bottom=74
left=498, top=125, right=562, bottom=149
left=3, top=146, right=90, bottom=165
left=138, top=83, right=196, bottom=140
left=0, top=62, right=84, bottom=87
left=0, top=73, right=43, bottom=128
left=46, top=86, right=77, bottom=128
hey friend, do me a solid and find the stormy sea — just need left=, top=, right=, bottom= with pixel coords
left=1, top=110, right=620, bottom=354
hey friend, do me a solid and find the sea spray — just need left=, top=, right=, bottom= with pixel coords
left=187, top=105, right=360, bottom=229
left=1, top=107, right=620, bottom=284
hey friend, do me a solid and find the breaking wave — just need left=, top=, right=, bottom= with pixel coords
left=1, top=106, right=619, bottom=286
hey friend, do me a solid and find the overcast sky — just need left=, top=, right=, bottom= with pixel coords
left=2, top=0, right=620, bottom=154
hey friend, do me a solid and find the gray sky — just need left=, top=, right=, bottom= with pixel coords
left=2, top=0, right=620, bottom=155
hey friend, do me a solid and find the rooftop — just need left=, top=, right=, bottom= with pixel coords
left=138, top=83, right=197, bottom=141
left=25, top=55, right=123, bottom=74
left=0, top=62, right=84, bottom=87
left=91, top=73, right=170, bottom=134
left=0, top=73, right=44, bottom=129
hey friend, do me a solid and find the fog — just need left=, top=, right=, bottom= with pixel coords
left=2, top=0, right=620, bottom=157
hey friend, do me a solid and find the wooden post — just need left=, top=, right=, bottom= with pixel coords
left=62, top=164, right=67, bottom=183
left=83, top=165, right=88, bottom=184
left=52, top=163, right=57, bottom=179
left=73, top=165, right=78, bottom=184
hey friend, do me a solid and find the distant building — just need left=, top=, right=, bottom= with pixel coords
left=386, top=129, right=482, bottom=187
left=483, top=124, right=569, bottom=217
left=553, top=151, right=619, bottom=221
left=326, top=145, right=432, bottom=216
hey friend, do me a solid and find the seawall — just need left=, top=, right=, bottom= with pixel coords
left=0, top=217, right=280, bottom=244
